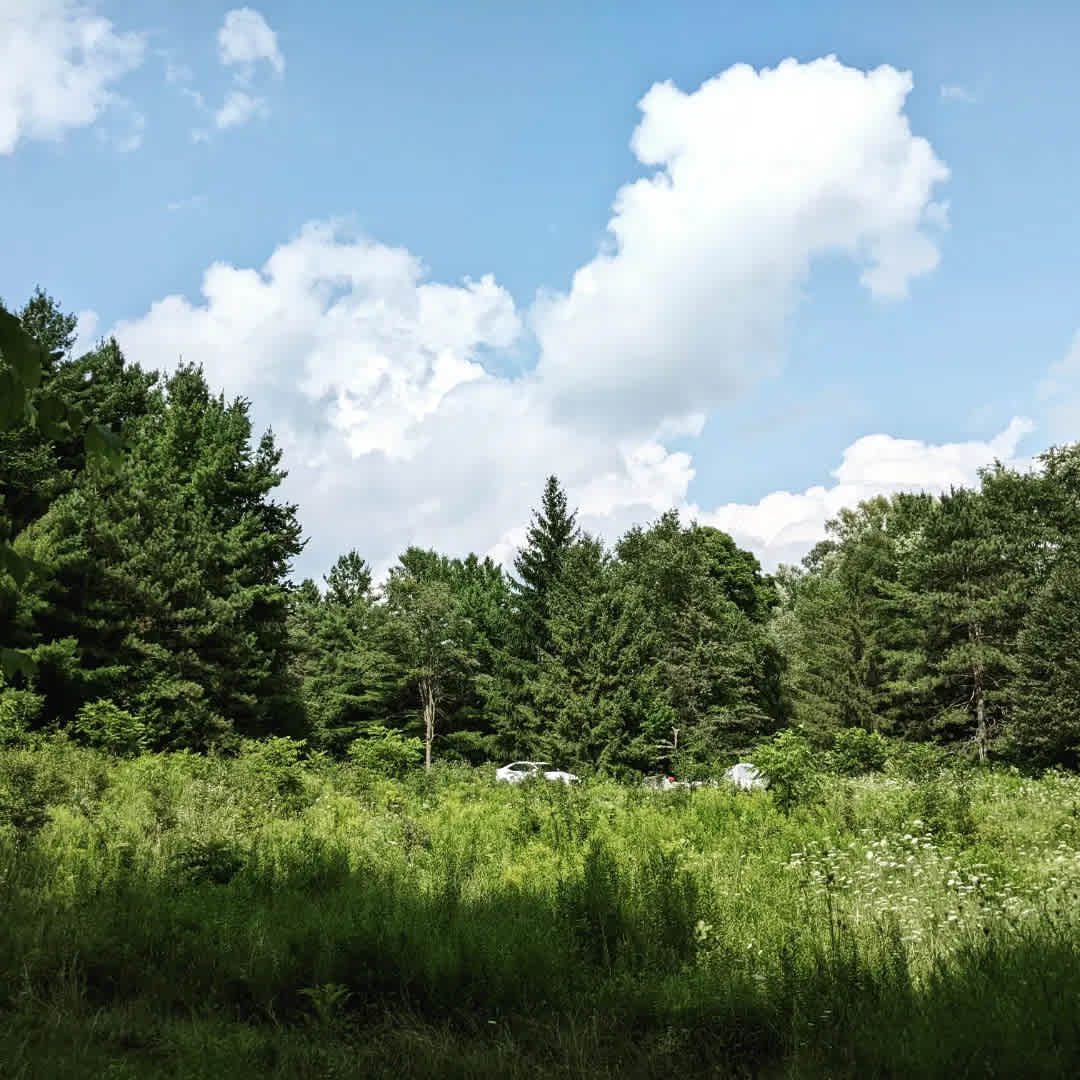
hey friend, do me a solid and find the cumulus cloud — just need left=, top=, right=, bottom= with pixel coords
left=0, top=0, right=145, bottom=154
left=70, top=308, right=100, bottom=358
left=214, top=89, right=268, bottom=130
left=193, top=8, right=283, bottom=136
left=694, top=418, right=1034, bottom=569
left=533, top=56, right=949, bottom=437
left=110, top=57, right=967, bottom=580
left=218, top=8, right=284, bottom=79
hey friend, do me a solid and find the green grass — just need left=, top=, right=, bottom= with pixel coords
left=2, top=739, right=1080, bottom=1077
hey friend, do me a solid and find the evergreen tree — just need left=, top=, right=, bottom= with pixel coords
left=528, top=534, right=664, bottom=770
left=615, top=512, right=782, bottom=763
left=290, top=553, right=393, bottom=754
left=15, top=363, right=304, bottom=748
left=512, top=475, right=579, bottom=660
left=1011, top=557, right=1080, bottom=767
left=1009, top=443, right=1080, bottom=766
left=887, top=481, right=1031, bottom=762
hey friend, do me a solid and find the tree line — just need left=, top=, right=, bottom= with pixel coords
left=1, top=289, right=1077, bottom=771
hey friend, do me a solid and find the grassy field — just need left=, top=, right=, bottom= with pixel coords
left=2, top=738, right=1079, bottom=1078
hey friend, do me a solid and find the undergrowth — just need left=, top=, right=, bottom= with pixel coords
left=1, top=738, right=1079, bottom=1077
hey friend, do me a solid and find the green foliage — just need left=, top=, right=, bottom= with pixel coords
left=512, top=474, right=580, bottom=660
left=74, top=699, right=148, bottom=756
left=346, top=724, right=423, bottom=777
left=384, top=549, right=478, bottom=768
left=2, top=749, right=1080, bottom=1078
left=0, top=684, right=43, bottom=745
left=830, top=727, right=888, bottom=776
left=234, top=736, right=310, bottom=814
left=884, top=738, right=953, bottom=781
left=752, top=729, right=820, bottom=811
left=11, top=363, right=303, bottom=747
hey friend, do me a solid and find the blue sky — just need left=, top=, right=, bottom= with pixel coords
left=2, top=1, right=1079, bottom=578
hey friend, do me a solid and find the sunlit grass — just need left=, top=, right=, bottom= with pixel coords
left=1, top=739, right=1078, bottom=1077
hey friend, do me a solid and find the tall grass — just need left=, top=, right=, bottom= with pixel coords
left=1, top=738, right=1079, bottom=1077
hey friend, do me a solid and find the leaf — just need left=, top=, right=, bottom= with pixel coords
left=85, top=422, right=125, bottom=469
left=35, top=392, right=71, bottom=441
left=0, top=308, right=43, bottom=390
left=0, top=367, right=26, bottom=431
left=0, top=544, right=47, bottom=587
left=0, top=648, right=36, bottom=680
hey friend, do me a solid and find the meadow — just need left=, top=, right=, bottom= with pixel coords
left=2, top=737, right=1079, bottom=1078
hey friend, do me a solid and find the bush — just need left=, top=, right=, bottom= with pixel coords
left=346, top=724, right=423, bottom=778
left=751, top=729, right=820, bottom=812
left=0, top=687, right=44, bottom=746
left=235, top=736, right=310, bottom=814
left=74, top=699, right=148, bottom=757
left=885, top=739, right=952, bottom=781
left=830, top=728, right=888, bottom=776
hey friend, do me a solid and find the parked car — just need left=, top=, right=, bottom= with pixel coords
left=496, top=761, right=580, bottom=785
left=725, top=762, right=768, bottom=791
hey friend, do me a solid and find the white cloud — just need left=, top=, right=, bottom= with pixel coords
left=218, top=8, right=284, bottom=79
left=1037, top=331, right=1080, bottom=445
left=110, top=57, right=964, bottom=580
left=533, top=56, right=949, bottom=437
left=71, top=308, right=100, bottom=358
left=694, top=418, right=1034, bottom=569
left=197, top=8, right=283, bottom=137
left=214, top=89, right=268, bottom=130
left=940, top=84, right=978, bottom=104
left=0, top=0, right=145, bottom=154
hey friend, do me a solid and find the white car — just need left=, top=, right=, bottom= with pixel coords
left=496, top=761, right=580, bottom=785
left=725, top=762, right=768, bottom=791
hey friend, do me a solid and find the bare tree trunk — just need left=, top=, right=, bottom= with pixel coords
left=421, top=678, right=435, bottom=770
left=973, top=661, right=987, bottom=765
left=971, top=622, right=988, bottom=765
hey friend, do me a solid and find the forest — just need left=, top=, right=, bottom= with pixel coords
left=3, top=289, right=1080, bottom=1078
left=3, top=288, right=1078, bottom=774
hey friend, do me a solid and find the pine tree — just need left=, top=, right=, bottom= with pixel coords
left=887, top=480, right=1031, bottom=762
left=1009, top=443, right=1080, bottom=766
left=512, top=475, right=579, bottom=661
left=16, top=363, right=304, bottom=748
left=290, top=553, right=394, bottom=753
left=1011, top=557, right=1080, bottom=767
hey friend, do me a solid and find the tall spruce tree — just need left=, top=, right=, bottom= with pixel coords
left=512, top=475, right=579, bottom=661
left=289, top=552, right=394, bottom=753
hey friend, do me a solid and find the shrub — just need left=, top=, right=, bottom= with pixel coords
left=235, top=736, right=310, bottom=814
left=0, top=687, right=44, bottom=746
left=751, top=729, right=820, bottom=812
left=830, top=728, right=888, bottom=776
left=885, top=739, right=952, bottom=781
left=346, top=724, right=423, bottom=778
left=73, top=699, right=148, bottom=757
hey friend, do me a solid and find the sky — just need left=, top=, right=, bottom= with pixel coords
left=2, top=1, right=1079, bottom=581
